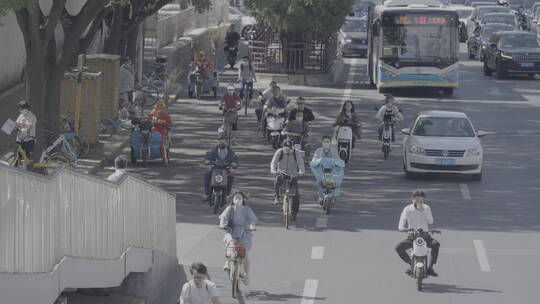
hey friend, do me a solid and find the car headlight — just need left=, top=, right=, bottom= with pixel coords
left=466, top=148, right=481, bottom=157
left=501, top=52, right=513, bottom=59
left=409, top=145, right=425, bottom=155
left=346, top=38, right=352, bottom=43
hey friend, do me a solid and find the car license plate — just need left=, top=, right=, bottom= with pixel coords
left=521, top=62, right=534, bottom=68
left=435, top=158, right=455, bottom=165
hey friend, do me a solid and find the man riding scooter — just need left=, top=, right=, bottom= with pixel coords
left=224, top=24, right=241, bottom=68
left=203, top=137, right=239, bottom=204
left=256, top=81, right=278, bottom=123
left=310, top=136, right=345, bottom=206
left=375, top=94, right=403, bottom=143
left=262, top=86, right=288, bottom=136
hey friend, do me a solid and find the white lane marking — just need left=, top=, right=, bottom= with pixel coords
left=301, top=279, right=319, bottom=304
left=311, top=246, right=325, bottom=260
left=474, top=240, right=491, bottom=272
left=460, top=184, right=471, bottom=200
left=315, top=217, right=328, bottom=228
left=342, top=58, right=359, bottom=101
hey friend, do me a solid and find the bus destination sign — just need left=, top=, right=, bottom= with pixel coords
left=394, top=15, right=449, bottom=25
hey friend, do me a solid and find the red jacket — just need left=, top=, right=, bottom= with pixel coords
left=220, top=93, right=240, bottom=110
left=149, top=110, right=172, bottom=135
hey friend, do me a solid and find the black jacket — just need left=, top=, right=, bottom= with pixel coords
left=289, top=107, right=315, bottom=123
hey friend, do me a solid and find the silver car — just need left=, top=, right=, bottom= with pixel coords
left=339, top=17, right=368, bottom=58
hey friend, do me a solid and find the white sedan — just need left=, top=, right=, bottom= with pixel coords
left=401, top=111, right=486, bottom=180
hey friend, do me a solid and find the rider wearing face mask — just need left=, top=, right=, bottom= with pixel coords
left=15, top=100, right=37, bottom=158
left=270, top=140, right=305, bottom=220
left=310, top=136, right=344, bottom=205
left=219, top=191, right=257, bottom=286
left=203, top=137, right=239, bottom=203
left=375, top=94, right=403, bottom=142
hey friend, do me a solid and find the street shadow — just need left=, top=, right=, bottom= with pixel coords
left=422, top=283, right=501, bottom=294
left=242, top=290, right=325, bottom=302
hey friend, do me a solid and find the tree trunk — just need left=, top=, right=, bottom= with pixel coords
left=104, top=3, right=124, bottom=55
left=125, top=26, right=139, bottom=62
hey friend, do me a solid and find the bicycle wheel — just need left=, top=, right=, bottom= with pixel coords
left=43, top=153, right=71, bottom=175
left=7, top=152, right=21, bottom=168
left=100, top=118, right=117, bottom=139
left=324, top=196, right=332, bottom=215
left=77, top=135, right=90, bottom=157
left=283, top=197, right=289, bottom=230
left=65, top=136, right=81, bottom=157
left=231, top=261, right=239, bottom=298
left=244, top=91, right=248, bottom=116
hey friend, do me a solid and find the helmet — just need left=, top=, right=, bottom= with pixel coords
left=384, top=94, right=394, bottom=103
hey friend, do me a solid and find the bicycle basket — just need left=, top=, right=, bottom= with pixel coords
left=321, top=173, right=336, bottom=189
left=226, top=241, right=246, bottom=258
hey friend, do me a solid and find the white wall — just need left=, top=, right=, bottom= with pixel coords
left=0, top=12, right=25, bottom=92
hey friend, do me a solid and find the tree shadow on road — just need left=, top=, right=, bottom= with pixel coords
left=241, top=290, right=325, bottom=302
left=422, top=283, right=501, bottom=294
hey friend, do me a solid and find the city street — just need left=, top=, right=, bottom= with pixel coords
left=96, top=44, right=540, bottom=303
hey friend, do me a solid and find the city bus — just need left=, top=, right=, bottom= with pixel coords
left=367, top=0, right=460, bottom=95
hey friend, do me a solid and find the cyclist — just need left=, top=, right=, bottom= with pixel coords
left=15, top=100, right=37, bottom=158
left=270, top=140, right=305, bottom=220
left=219, top=191, right=257, bottom=286
left=238, top=56, right=256, bottom=101
left=375, top=94, right=403, bottom=142
left=219, top=85, right=241, bottom=131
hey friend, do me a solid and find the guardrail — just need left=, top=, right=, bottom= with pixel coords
left=0, top=164, right=176, bottom=274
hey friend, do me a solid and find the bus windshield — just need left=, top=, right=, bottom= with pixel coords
left=381, top=13, right=458, bottom=67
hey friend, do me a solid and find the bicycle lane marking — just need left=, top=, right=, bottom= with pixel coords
left=311, top=246, right=325, bottom=260
left=301, top=279, right=319, bottom=304
left=460, top=183, right=471, bottom=200
left=474, top=240, right=492, bottom=272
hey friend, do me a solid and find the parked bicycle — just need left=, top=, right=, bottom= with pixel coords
left=56, top=114, right=90, bottom=157
left=7, top=136, right=72, bottom=175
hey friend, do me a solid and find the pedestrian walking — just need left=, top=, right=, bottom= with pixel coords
left=15, top=100, right=37, bottom=159
left=179, top=262, right=220, bottom=304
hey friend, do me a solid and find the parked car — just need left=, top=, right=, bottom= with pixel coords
left=449, top=5, right=475, bottom=41
left=339, top=17, right=368, bottom=58
left=402, top=111, right=485, bottom=181
left=483, top=31, right=540, bottom=79
left=467, top=5, right=513, bottom=37
left=228, top=7, right=256, bottom=38
left=468, top=23, right=515, bottom=59
left=480, top=12, right=519, bottom=26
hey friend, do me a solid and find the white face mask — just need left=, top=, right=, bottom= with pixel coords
left=233, top=198, right=243, bottom=206
left=323, top=143, right=331, bottom=149
left=19, top=109, right=28, bottom=115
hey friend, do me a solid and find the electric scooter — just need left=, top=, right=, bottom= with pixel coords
left=403, top=229, right=442, bottom=291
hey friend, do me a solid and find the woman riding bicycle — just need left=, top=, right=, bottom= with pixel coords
left=219, top=191, right=257, bottom=286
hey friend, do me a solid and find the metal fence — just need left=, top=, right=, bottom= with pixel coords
left=249, top=29, right=339, bottom=74
left=0, top=164, right=176, bottom=274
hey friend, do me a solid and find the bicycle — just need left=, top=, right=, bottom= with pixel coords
left=57, top=115, right=90, bottom=157
left=278, top=171, right=297, bottom=230
left=220, top=108, right=239, bottom=147
left=7, top=137, right=72, bottom=175
left=43, top=130, right=79, bottom=166
left=240, top=80, right=254, bottom=116
left=222, top=227, right=255, bottom=298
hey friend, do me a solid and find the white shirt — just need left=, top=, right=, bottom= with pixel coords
left=180, top=280, right=219, bottom=304
left=16, top=110, right=37, bottom=142
left=398, top=203, right=434, bottom=231
left=375, top=104, right=403, bottom=123
left=107, top=169, right=127, bottom=183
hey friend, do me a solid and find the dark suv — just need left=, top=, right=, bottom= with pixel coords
left=483, top=31, right=540, bottom=79
left=468, top=23, right=515, bottom=60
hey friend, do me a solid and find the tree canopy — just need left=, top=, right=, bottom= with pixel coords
left=245, top=0, right=355, bottom=39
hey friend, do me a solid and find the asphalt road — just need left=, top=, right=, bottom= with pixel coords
left=96, top=44, right=540, bottom=304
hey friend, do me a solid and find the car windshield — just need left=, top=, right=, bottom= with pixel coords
left=413, top=117, right=476, bottom=137
left=481, top=25, right=514, bottom=38
left=482, top=14, right=515, bottom=25
left=456, top=9, right=473, bottom=18
left=500, top=34, right=540, bottom=47
left=478, top=7, right=511, bottom=19
left=343, top=19, right=368, bottom=32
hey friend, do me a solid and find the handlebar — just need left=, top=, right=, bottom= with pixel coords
left=402, top=229, right=441, bottom=235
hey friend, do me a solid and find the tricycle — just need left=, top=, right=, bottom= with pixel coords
left=130, top=118, right=171, bottom=167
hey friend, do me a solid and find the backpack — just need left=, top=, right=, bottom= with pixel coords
left=278, top=149, right=297, bottom=162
